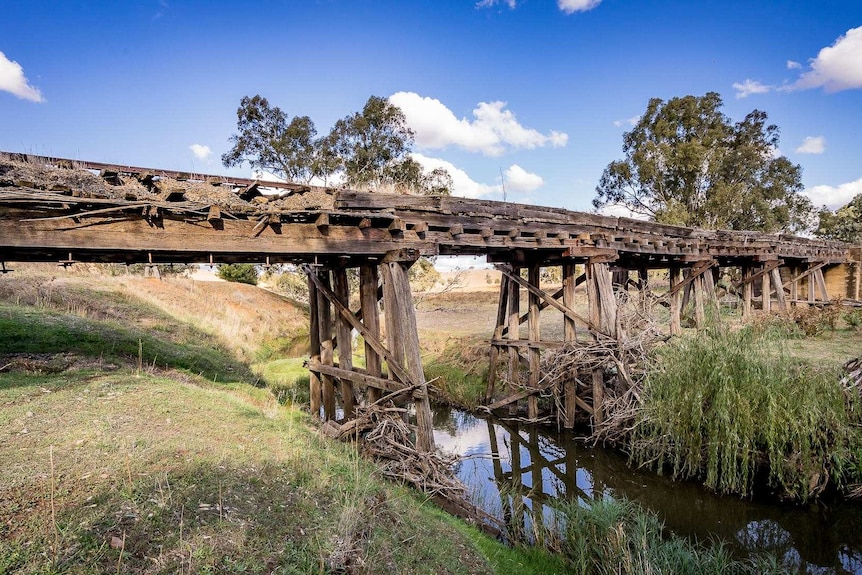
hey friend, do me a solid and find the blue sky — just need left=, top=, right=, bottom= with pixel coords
left=1, top=0, right=861, bottom=214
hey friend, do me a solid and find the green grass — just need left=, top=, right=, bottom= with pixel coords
left=256, top=356, right=311, bottom=405
left=631, top=326, right=862, bottom=500
left=551, top=498, right=773, bottom=575
left=0, top=303, right=254, bottom=383
left=0, top=283, right=568, bottom=574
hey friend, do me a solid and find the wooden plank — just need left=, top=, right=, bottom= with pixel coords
left=507, top=271, right=521, bottom=416
left=562, top=262, right=578, bottom=429
left=742, top=265, right=752, bottom=318
left=670, top=266, right=682, bottom=335
left=593, top=261, right=617, bottom=337
left=316, top=269, right=336, bottom=421
left=693, top=275, right=705, bottom=328
left=483, top=377, right=558, bottom=411
left=771, top=267, right=787, bottom=311
left=386, top=261, right=435, bottom=451
left=761, top=266, right=771, bottom=313
left=333, top=268, right=355, bottom=418
left=308, top=275, right=322, bottom=419
left=789, top=265, right=798, bottom=308
left=527, top=264, right=540, bottom=420
left=808, top=265, right=816, bottom=305
left=485, top=275, right=510, bottom=402
left=307, top=361, right=410, bottom=395
left=815, top=268, right=830, bottom=302
left=360, top=264, right=382, bottom=404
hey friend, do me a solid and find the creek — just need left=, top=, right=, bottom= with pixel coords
left=430, top=404, right=862, bottom=574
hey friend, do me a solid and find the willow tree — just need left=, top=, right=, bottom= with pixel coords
left=593, top=92, right=813, bottom=233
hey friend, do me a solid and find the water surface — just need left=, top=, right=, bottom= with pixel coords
left=431, top=405, right=862, bottom=574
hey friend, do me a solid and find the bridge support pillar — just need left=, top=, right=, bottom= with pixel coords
left=304, top=255, right=435, bottom=452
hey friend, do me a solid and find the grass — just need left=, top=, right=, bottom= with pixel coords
left=0, top=304, right=252, bottom=383
left=549, top=498, right=784, bottom=575
left=0, top=270, right=568, bottom=574
left=421, top=337, right=489, bottom=409
left=631, top=324, right=862, bottom=501
left=258, top=356, right=311, bottom=405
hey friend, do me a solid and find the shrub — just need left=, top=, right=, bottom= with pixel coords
left=218, top=263, right=259, bottom=285
left=631, top=327, right=862, bottom=500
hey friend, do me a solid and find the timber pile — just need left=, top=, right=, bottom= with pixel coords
left=842, top=357, right=862, bottom=396
left=322, top=404, right=464, bottom=497
left=320, top=404, right=504, bottom=536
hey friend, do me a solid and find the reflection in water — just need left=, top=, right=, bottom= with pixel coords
left=431, top=404, right=862, bottom=574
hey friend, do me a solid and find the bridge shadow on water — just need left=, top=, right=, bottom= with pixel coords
left=430, top=404, right=862, bottom=574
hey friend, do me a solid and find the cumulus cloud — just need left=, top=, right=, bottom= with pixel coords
left=390, top=91, right=568, bottom=157
left=557, top=0, right=602, bottom=14
left=795, top=136, right=826, bottom=155
left=791, top=26, right=862, bottom=92
left=0, top=51, right=43, bottom=102
left=504, top=164, right=544, bottom=192
left=804, top=177, right=862, bottom=210
left=732, top=79, right=772, bottom=99
left=411, top=153, right=498, bottom=198
left=189, top=144, right=212, bottom=160
left=475, top=0, right=518, bottom=8
left=613, top=115, right=640, bottom=128
left=736, top=26, right=862, bottom=97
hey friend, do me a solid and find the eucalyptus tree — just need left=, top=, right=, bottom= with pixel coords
left=816, top=194, right=862, bottom=243
left=594, top=92, right=813, bottom=233
left=223, top=94, right=451, bottom=195
left=221, top=95, right=322, bottom=184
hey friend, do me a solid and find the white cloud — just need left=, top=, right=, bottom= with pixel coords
left=732, top=79, right=773, bottom=99
left=476, top=0, right=518, bottom=8
left=503, top=164, right=544, bottom=192
left=786, top=60, right=802, bottom=70
left=613, top=115, right=640, bottom=128
left=791, top=26, right=862, bottom=92
left=804, top=177, right=862, bottom=210
left=557, top=0, right=602, bottom=13
left=411, top=153, right=498, bottom=198
left=390, top=91, right=568, bottom=157
left=795, top=136, right=826, bottom=155
left=597, top=204, right=649, bottom=220
left=0, top=51, right=43, bottom=102
left=189, top=144, right=212, bottom=160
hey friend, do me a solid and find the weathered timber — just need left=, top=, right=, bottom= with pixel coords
left=527, top=264, right=541, bottom=420
left=308, top=275, right=322, bottom=419
left=333, top=268, right=355, bottom=418
left=316, top=269, right=337, bottom=421
left=360, top=265, right=383, bottom=404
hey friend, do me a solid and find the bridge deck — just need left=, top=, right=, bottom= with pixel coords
left=0, top=152, right=850, bottom=267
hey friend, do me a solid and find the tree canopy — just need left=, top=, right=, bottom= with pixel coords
left=593, top=92, right=813, bottom=233
left=222, top=95, right=450, bottom=195
left=221, top=95, right=319, bottom=184
left=816, top=194, right=862, bottom=243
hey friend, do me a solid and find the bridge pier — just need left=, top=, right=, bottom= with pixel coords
left=481, top=254, right=843, bottom=433
left=304, top=253, right=435, bottom=451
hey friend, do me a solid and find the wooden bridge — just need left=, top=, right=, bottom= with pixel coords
left=0, top=152, right=855, bottom=451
